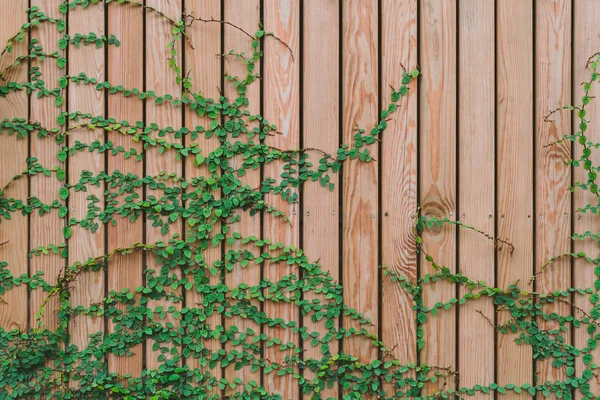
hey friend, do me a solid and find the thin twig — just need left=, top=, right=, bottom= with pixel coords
left=585, top=52, right=600, bottom=69
left=184, top=15, right=253, bottom=39
left=475, top=309, right=495, bottom=328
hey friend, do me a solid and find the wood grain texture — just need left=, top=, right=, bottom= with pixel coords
left=301, top=0, right=339, bottom=398
left=6, top=2, right=600, bottom=397
left=107, top=0, right=144, bottom=380
left=223, top=0, right=262, bottom=392
left=458, top=0, right=495, bottom=396
left=68, top=1, right=105, bottom=364
left=535, top=1, right=572, bottom=398
left=29, top=0, right=66, bottom=332
left=0, top=0, right=28, bottom=332
left=380, top=0, right=418, bottom=394
left=145, top=0, right=183, bottom=369
left=183, top=0, right=222, bottom=391
left=263, top=1, right=300, bottom=397
left=341, top=0, right=379, bottom=368
left=419, top=0, right=457, bottom=396
left=573, top=1, right=600, bottom=398
left=496, top=0, right=534, bottom=396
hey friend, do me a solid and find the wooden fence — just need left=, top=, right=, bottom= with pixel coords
left=1, top=0, right=600, bottom=398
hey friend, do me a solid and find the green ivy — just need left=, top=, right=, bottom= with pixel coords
left=0, top=1, right=599, bottom=400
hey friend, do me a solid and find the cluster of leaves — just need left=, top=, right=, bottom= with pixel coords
left=0, top=1, right=600, bottom=400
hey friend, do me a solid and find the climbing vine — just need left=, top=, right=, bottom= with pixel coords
left=0, top=1, right=599, bottom=399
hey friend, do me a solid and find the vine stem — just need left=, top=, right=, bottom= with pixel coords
left=183, top=14, right=295, bottom=61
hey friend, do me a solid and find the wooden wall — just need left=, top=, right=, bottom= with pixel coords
left=1, top=0, right=599, bottom=398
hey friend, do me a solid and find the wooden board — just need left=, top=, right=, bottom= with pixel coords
left=380, top=0, right=418, bottom=396
left=107, top=0, right=144, bottom=379
left=535, top=1, right=573, bottom=398
left=68, top=1, right=106, bottom=368
left=573, top=1, right=600, bottom=398
left=496, top=0, right=534, bottom=396
left=0, top=0, right=28, bottom=332
left=222, top=0, right=262, bottom=393
left=262, top=1, right=300, bottom=397
left=458, top=0, right=495, bottom=396
left=301, top=0, right=339, bottom=398
left=145, top=0, right=183, bottom=369
left=29, top=0, right=66, bottom=333
left=418, top=0, right=457, bottom=396
left=341, top=0, right=379, bottom=369
left=183, top=0, right=222, bottom=391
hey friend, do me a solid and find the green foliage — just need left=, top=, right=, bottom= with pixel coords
left=0, top=2, right=599, bottom=400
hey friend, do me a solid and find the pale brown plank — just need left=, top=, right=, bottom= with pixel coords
left=29, top=0, right=65, bottom=332
left=341, top=0, right=379, bottom=369
left=0, top=0, right=28, bottom=332
left=223, top=0, right=262, bottom=392
left=68, top=0, right=105, bottom=368
left=380, top=0, right=418, bottom=396
left=419, top=0, right=457, bottom=396
left=496, top=0, right=534, bottom=396
left=458, top=0, right=495, bottom=396
left=183, top=0, right=222, bottom=391
left=263, top=0, right=300, bottom=397
left=301, top=0, right=339, bottom=398
left=107, top=0, right=144, bottom=380
left=145, top=0, right=183, bottom=369
left=573, top=1, right=600, bottom=398
left=535, top=1, right=573, bottom=398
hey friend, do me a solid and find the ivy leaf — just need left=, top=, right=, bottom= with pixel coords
left=57, top=57, right=67, bottom=69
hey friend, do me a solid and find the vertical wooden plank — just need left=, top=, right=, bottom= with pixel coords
left=573, top=1, right=600, bottom=398
left=535, top=1, right=572, bottom=398
left=341, top=0, right=379, bottom=366
left=419, top=0, right=457, bottom=396
left=145, top=0, right=182, bottom=368
left=183, top=0, right=222, bottom=391
left=223, top=0, right=261, bottom=392
left=29, top=0, right=65, bottom=332
left=263, top=0, right=300, bottom=397
left=458, top=0, right=495, bottom=396
left=0, top=0, right=28, bottom=332
left=68, top=0, right=105, bottom=363
left=380, top=0, right=418, bottom=395
left=497, top=0, right=534, bottom=396
left=302, top=0, right=339, bottom=398
left=107, top=0, right=144, bottom=379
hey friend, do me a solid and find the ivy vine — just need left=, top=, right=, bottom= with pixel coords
left=0, top=1, right=599, bottom=400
